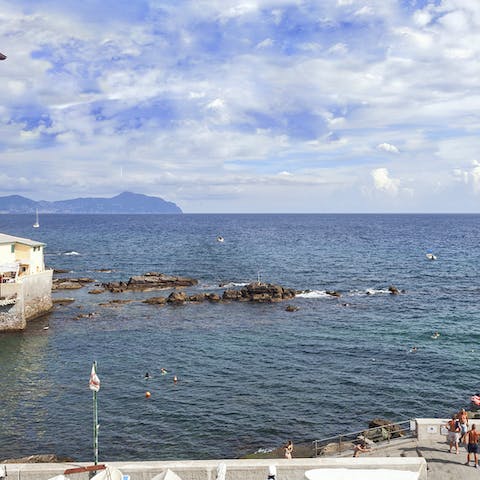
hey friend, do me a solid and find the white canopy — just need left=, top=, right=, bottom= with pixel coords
left=151, top=469, right=184, bottom=480
left=90, top=467, right=124, bottom=480
left=305, top=469, right=420, bottom=480
left=0, top=263, right=19, bottom=274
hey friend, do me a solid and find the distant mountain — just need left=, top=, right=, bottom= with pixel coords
left=0, top=192, right=183, bottom=214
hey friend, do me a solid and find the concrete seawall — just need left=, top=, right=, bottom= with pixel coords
left=0, top=270, right=53, bottom=331
left=2, top=457, right=427, bottom=480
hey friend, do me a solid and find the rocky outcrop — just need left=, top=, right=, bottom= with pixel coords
left=366, top=418, right=405, bottom=441
left=102, top=272, right=198, bottom=292
left=189, top=293, right=206, bottom=302
left=52, top=278, right=94, bottom=290
left=167, top=291, right=188, bottom=304
left=2, top=454, right=75, bottom=463
left=224, top=282, right=296, bottom=303
left=143, top=296, right=167, bottom=305
left=206, top=293, right=221, bottom=302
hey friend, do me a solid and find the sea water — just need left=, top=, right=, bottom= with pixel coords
left=0, top=214, right=479, bottom=461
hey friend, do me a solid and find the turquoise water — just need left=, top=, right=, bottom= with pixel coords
left=0, top=214, right=479, bottom=461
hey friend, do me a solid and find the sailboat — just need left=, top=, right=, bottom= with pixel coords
left=33, top=209, right=39, bottom=228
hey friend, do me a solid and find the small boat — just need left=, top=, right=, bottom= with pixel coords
left=33, top=209, right=40, bottom=228
left=426, top=252, right=436, bottom=260
left=216, top=236, right=224, bottom=243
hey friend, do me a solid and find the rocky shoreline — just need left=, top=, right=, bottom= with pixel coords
left=52, top=271, right=404, bottom=307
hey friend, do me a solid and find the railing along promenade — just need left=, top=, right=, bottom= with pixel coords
left=312, top=419, right=415, bottom=457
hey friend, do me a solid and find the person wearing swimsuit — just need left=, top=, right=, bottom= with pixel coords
left=284, top=440, right=293, bottom=459
left=446, top=415, right=460, bottom=454
left=466, top=424, right=479, bottom=467
left=459, top=408, right=469, bottom=443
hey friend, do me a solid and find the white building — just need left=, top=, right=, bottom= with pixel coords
left=0, top=232, right=53, bottom=331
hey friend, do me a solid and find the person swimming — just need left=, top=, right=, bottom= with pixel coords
left=145, top=372, right=150, bottom=379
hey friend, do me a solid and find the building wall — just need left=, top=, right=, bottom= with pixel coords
left=22, top=270, right=53, bottom=321
left=0, top=243, right=16, bottom=264
left=0, top=270, right=52, bottom=331
left=30, top=245, right=45, bottom=273
left=0, top=283, right=25, bottom=330
left=15, top=243, right=45, bottom=275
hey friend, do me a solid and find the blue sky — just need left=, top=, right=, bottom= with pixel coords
left=0, top=0, right=479, bottom=212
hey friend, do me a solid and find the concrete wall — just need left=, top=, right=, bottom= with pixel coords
left=2, top=457, right=427, bottom=480
left=0, top=270, right=52, bottom=331
left=0, top=282, right=24, bottom=330
left=22, top=269, right=53, bottom=321
left=415, top=418, right=450, bottom=442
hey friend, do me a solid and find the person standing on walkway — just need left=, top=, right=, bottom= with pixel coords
left=459, top=408, right=469, bottom=443
left=284, top=440, right=293, bottom=459
left=446, top=414, right=460, bottom=454
left=465, top=424, right=479, bottom=468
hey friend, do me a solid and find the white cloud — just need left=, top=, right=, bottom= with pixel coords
left=256, top=38, right=274, bottom=49
left=377, top=142, right=399, bottom=154
left=453, top=161, right=480, bottom=194
left=371, top=168, right=400, bottom=196
left=1, top=0, right=480, bottom=211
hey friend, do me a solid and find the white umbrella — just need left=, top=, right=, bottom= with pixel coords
left=216, top=463, right=227, bottom=480
left=151, top=469, right=184, bottom=480
left=90, top=467, right=124, bottom=480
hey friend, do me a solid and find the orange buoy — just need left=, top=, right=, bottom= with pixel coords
left=145, top=391, right=151, bottom=398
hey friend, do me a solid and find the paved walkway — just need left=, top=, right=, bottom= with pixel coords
left=357, top=437, right=480, bottom=479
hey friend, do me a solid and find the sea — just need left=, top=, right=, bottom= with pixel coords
left=0, top=213, right=479, bottom=462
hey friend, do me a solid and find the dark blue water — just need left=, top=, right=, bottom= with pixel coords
left=0, top=214, right=479, bottom=462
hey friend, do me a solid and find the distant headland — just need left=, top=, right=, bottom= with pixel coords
left=0, top=192, right=182, bottom=214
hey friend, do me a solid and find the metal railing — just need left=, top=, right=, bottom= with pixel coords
left=312, top=420, right=415, bottom=457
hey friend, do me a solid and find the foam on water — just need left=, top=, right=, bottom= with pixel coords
left=296, top=290, right=333, bottom=299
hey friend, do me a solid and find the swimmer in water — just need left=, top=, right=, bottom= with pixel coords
left=410, top=346, right=418, bottom=353
left=161, top=368, right=167, bottom=375
left=173, top=375, right=178, bottom=383
left=145, top=372, right=150, bottom=379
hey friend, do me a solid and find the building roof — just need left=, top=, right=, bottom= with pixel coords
left=0, top=233, right=45, bottom=247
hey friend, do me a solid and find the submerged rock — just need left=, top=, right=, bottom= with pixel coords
left=52, top=298, right=75, bottom=304
left=52, top=277, right=94, bottom=290
left=326, top=290, right=341, bottom=297
left=388, top=285, right=400, bottom=295
left=143, top=296, right=167, bottom=305
left=88, top=288, right=105, bottom=294
left=285, top=305, right=299, bottom=312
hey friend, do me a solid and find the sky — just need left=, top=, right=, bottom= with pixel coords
left=1, top=0, right=480, bottom=213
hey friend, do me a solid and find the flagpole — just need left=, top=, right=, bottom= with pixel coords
left=92, top=361, right=99, bottom=466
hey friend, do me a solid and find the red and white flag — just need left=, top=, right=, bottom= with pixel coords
left=89, top=363, right=100, bottom=392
